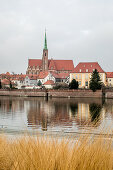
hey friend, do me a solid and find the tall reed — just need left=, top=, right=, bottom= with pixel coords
left=0, top=135, right=113, bottom=170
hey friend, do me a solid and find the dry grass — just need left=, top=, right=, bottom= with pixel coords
left=0, top=135, right=113, bottom=170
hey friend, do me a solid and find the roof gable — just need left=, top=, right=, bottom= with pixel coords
left=49, top=59, right=56, bottom=70
left=73, top=62, right=105, bottom=73
left=38, top=71, right=49, bottom=79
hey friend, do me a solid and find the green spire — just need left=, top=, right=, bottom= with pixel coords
left=44, top=29, right=47, bottom=50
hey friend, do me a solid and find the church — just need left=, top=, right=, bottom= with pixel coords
left=26, top=31, right=74, bottom=75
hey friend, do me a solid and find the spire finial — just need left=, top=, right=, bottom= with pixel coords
left=44, top=29, right=47, bottom=50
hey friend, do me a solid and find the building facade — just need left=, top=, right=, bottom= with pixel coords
left=70, top=62, right=107, bottom=88
left=106, top=72, right=113, bottom=87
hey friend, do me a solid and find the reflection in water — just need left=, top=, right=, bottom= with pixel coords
left=27, top=98, right=104, bottom=130
left=70, top=104, right=78, bottom=116
left=0, top=97, right=24, bottom=114
left=0, top=96, right=113, bottom=134
left=89, top=103, right=102, bottom=124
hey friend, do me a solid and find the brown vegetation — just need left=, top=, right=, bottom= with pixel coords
left=0, top=135, right=113, bottom=170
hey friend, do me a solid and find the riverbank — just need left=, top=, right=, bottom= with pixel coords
left=0, top=135, right=113, bottom=170
left=0, top=89, right=103, bottom=98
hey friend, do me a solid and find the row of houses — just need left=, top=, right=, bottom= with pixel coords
left=0, top=71, right=69, bottom=89
left=0, top=62, right=113, bottom=89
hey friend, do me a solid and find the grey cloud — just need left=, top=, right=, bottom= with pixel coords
left=0, top=0, right=113, bottom=73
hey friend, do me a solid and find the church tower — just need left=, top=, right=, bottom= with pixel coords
left=42, top=30, right=48, bottom=71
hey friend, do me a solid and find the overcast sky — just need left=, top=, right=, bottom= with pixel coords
left=0, top=0, right=113, bottom=74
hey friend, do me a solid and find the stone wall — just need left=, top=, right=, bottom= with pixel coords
left=48, top=89, right=102, bottom=98
left=104, top=88, right=113, bottom=99
left=0, top=89, right=103, bottom=98
left=0, top=89, right=46, bottom=97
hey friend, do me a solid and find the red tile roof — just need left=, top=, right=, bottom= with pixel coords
left=6, top=72, right=10, bottom=75
left=49, top=59, right=56, bottom=70
left=52, top=72, right=69, bottom=79
left=29, top=59, right=42, bottom=68
left=1, top=79, right=10, bottom=85
left=106, top=72, right=113, bottom=78
left=38, top=71, right=49, bottom=79
left=26, top=74, right=38, bottom=80
left=44, top=80, right=55, bottom=85
left=72, top=62, right=105, bottom=73
left=50, top=60, right=74, bottom=71
left=28, top=59, right=74, bottom=71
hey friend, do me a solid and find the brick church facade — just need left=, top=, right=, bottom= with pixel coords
left=26, top=31, right=74, bottom=75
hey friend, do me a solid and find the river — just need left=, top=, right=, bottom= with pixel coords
left=0, top=96, right=113, bottom=137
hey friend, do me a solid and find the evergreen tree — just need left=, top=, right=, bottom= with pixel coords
left=0, top=79, right=2, bottom=89
left=89, top=69, right=102, bottom=92
left=37, top=80, right=42, bottom=86
left=69, top=79, right=79, bottom=89
left=10, top=81, right=12, bottom=89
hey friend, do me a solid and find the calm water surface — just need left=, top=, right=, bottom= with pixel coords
left=0, top=96, right=113, bottom=136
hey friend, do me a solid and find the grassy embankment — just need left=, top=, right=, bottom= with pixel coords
left=0, top=135, right=113, bottom=170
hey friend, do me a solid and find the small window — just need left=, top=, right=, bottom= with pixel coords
left=85, top=74, right=88, bottom=79
left=79, top=81, right=81, bottom=85
left=85, top=81, right=88, bottom=86
left=86, top=69, right=88, bottom=72
left=72, top=75, right=74, bottom=79
left=76, top=75, right=78, bottom=79
left=79, top=74, right=81, bottom=79
left=109, top=79, right=111, bottom=81
left=45, top=53, right=46, bottom=56
left=80, top=69, right=81, bottom=72
left=91, top=65, right=92, bottom=67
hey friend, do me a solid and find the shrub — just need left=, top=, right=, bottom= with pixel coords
left=69, top=79, right=79, bottom=89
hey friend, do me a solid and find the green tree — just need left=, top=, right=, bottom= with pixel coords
left=0, top=79, right=2, bottom=89
left=89, top=69, right=102, bottom=92
left=10, top=81, right=12, bottom=89
left=69, top=79, right=79, bottom=89
left=37, top=80, right=42, bottom=86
